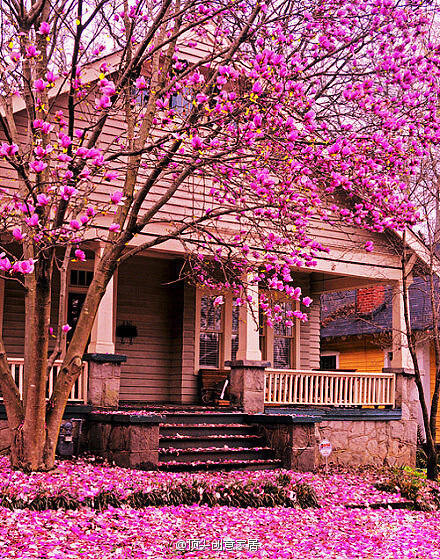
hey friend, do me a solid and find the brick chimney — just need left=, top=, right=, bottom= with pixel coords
left=356, top=286, right=385, bottom=314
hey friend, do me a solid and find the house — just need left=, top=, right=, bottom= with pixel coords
left=321, top=279, right=437, bottom=440
left=0, top=44, right=431, bottom=469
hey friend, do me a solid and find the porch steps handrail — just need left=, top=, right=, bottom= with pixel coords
left=4, top=358, right=87, bottom=403
left=264, top=369, right=395, bottom=407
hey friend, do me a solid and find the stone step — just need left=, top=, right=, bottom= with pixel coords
left=159, top=434, right=265, bottom=449
left=159, top=413, right=249, bottom=425
left=159, top=458, right=283, bottom=472
left=160, top=423, right=256, bottom=437
left=159, top=446, right=276, bottom=463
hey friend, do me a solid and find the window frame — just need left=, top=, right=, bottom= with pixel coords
left=65, top=261, right=95, bottom=344
left=195, top=291, right=238, bottom=371
left=320, top=351, right=340, bottom=370
left=259, top=295, right=301, bottom=371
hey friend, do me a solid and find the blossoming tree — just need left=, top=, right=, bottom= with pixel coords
left=0, top=0, right=439, bottom=470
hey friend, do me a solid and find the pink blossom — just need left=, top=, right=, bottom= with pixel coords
left=100, top=79, right=116, bottom=96
left=9, top=50, right=20, bottom=64
left=0, top=143, right=18, bottom=157
left=135, top=76, right=148, bottom=90
left=109, top=223, right=120, bottom=232
left=25, top=45, right=40, bottom=58
left=34, top=78, right=47, bottom=92
left=37, top=193, right=50, bottom=206
left=74, top=249, right=86, bottom=261
left=191, top=135, right=203, bottom=150
left=13, top=259, right=35, bottom=274
left=45, top=71, right=57, bottom=83
left=302, top=296, right=313, bottom=307
left=38, top=21, right=51, bottom=35
left=69, top=220, right=81, bottom=230
left=26, top=214, right=39, bottom=227
left=104, top=171, right=119, bottom=182
left=96, top=95, right=111, bottom=109
left=30, top=160, right=47, bottom=173
left=0, top=257, right=11, bottom=271
left=59, top=134, right=72, bottom=149
left=62, top=324, right=71, bottom=333
left=213, top=295, right=224, bottom=306
left=110, top=191, right=123, bottom=204
left=12, top=227, right=25, bottom=241
left=365, top=241, right=374, bottom=252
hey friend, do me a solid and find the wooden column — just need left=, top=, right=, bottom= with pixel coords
left=88, top=245, right=117, bottom=354
left=390, top=280, right=413, bottom=370
left=236, top=281, right=261, bottom=362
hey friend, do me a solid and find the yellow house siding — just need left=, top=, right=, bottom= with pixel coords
left=322, top=339, right=385, bottom=373
left=429, top=344, right=440, bottom=442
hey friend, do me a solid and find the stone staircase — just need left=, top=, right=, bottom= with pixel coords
left=158, top=411, right=282, bottom=471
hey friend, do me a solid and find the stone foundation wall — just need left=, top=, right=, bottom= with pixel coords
left=87, top=414, right=161, bottom=469
left=256, top=421, right=316, bottom=471
left=316, top=418, right=417, bottom=467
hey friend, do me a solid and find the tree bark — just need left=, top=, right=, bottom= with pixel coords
left=10, top=252, right=54, bottom=471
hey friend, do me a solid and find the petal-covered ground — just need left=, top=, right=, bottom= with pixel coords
left=0, top=456, right=410, bottom=507
left=1, top=457, right=439, bottom=557
left=0, top=505, right=440, bottom=558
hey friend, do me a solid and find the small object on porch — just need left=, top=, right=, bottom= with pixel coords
left=199, top=369, right=230, bottom=405
left=116, top=320, right=138, bottom=344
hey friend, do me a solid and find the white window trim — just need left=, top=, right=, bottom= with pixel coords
left=261, top=298, right=301, bottom=370
left=320, top=351, right=340, bottom=369
left=195, top=290, right=229, bottom=372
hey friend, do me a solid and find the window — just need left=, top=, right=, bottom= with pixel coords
left=199, top=295, right=223, bottom=367
left=197, top=293, right=241, bottom=368
left=259, top=299, right=300, bottom=370
left=231, top=300, right=239, bottom=361
left=170, top=87, right=192, bottom=114
left=273, top=301, right=294, bottom=369
left=70, top=269, right=93, bottom=287
left=320, top=352, right=339, bottom=370
left=67, top=267, right=94, bottom=343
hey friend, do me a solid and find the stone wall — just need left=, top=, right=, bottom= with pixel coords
left=254, top=418, right=317, bottom=471
left=87, top=414, right=161, bottom=469
left=315, top=418, right=417, bottom=467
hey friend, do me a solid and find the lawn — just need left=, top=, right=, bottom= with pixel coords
left=0, top=457, right=440, bottom=558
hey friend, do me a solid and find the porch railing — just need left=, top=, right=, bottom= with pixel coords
left=6, top=358, right=88, bottom=403
left=264, top=369, right=395, bottom=407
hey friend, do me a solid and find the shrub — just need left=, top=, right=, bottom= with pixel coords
left=0, top=478, right=320, bottom=511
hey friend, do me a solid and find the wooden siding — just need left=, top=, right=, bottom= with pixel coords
left=322, top=339, right=385, bottom=373
left=117, top=256, right=175, bottom=403
left=301, top=295, right=321, bottom=370
left=2, top=278, right=25, bottom=358
left=2, top=263, right=60, bottom=358
left=168, top=272, right=198, bottom=404
left=429, top=344, right=440, bottom=442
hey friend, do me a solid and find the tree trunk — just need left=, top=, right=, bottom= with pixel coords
left=42, top=247, right=121, bottom=470
left=10, top=252, right=54, bottom=471
left=426, top=438, right=438, bottom=480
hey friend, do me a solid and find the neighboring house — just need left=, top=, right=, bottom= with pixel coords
left=321, top=280, right=435, bottom=438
